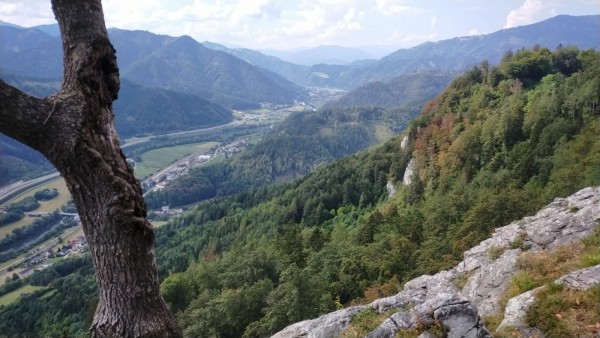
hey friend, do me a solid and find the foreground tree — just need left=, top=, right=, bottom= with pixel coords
left=0, top=0, right=181, bottom=337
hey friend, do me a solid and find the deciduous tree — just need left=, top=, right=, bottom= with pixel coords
left=0, top=0, right=180, bottom=336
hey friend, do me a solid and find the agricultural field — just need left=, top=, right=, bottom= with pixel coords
left=0, top=285, right=46, bottom=306
left=0, top=178, right=70, bottom=238
left=134, top=141, right=218, bottom=179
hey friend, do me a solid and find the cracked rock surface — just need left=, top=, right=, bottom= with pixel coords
left=498, top=263, right=600, bottom=331
left=271, top=187, right=600, bottom=338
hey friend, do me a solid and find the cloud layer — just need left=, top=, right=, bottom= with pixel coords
left=504, top=0, right=557, bottom=28
left=1, top=0, right=597, bottom=50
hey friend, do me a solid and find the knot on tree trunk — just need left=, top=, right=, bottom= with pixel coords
left=75, top=38, right=120, bottom=102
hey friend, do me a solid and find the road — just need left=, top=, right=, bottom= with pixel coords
left=0, top=172, right=60, bottom=205
left=121, top=120, right=247, bottom=149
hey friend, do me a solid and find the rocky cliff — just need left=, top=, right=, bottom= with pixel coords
left=272, top=186, right=600, bottom=338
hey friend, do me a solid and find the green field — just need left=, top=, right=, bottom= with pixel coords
left=0, top=178, right=70, bottom=238
left=134, top=142, right=219, bottom=179
left=0, top=285, right=46, bottom=306
left=151, top=221, right=168, bottom=228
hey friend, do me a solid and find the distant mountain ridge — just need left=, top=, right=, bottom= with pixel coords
left=114, top=31, right=304, bottom=109
left=2, top=14, right=597, bottom=94
left=0, top=26, right=305, bottom=109
left=0, top=20, right=22, bottom=29
left=321, top=14, right=600, bottom=89
left=261, top=45, right=376, bottom=65
left=203, top=15, right=599, bottom=90
left=202, top=41, right=311, bottom=88
left=323, top=71, right=459, bottom=110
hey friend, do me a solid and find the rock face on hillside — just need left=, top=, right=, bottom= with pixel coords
left=272, top=186, right=600, bottom=337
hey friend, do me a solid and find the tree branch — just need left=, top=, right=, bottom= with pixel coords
left=0, top=79, right=54, bottom=151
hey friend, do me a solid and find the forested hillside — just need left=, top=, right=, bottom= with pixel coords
left=0, top=46, right=598, bottom=337
left=145, top=106, right=415, bottom=208
left=154, top=46, right=600, bottom=337
left=0, top=25, right=305, bottom=110
left=115, top=80, right=232, bottom=137
left=323, top=71, right=457, bottom=109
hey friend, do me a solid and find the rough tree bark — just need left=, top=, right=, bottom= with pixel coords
left=0, top=0, right=181, bottom=337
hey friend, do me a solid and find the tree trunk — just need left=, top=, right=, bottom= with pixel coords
left=0, top=0, right=181, bottom=337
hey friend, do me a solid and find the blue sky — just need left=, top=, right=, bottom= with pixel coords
left=1, top=0, right=598, bottom=51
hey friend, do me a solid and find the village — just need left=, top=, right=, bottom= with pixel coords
left=15, top=234, right=88, bottom=280
left=141, top=138, right=249, bottom=196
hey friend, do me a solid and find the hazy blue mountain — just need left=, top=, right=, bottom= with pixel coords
left=319, top=15, right=600, bottom=89
left=117, top=33, right=304, bottom=108
left=4, top=15, right=596, bottom=94
left=0, top=20, right=22, bottom=28
left=32, top=23, right=60, bottom=36
left=262, top=45, right=376, bottom=65
left=0, top=26, right=305, bottom=109
left=202, top=15, right=600, bottom=90
left=202, top=41, right=312, bottom=87
left=0, top=26, right=62, bottom=78
left=323, top=71, right=458, bottom=109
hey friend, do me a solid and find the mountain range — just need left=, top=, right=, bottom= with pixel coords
left=3, top=14, right=597, bottom=95
left=202, top=15, right=600, bottom=90
left=1, top=14, right=599, bottom=185
left=259, top=45, right=376, bottom=65
left=0, top=25, right=304, bottom=109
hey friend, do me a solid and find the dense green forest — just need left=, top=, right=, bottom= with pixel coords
left=0, top=46, right=598, bottom=337
left=322, top=71, right=457, bottom=109
left=145, top=106, right=415, bottom=208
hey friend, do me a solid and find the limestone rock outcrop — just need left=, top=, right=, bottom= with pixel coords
left=271, top=186, right=600, bottom=337
left=402, top=158, right=416, bottom=185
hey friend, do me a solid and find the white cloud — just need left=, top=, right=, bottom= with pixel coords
left=2, top=0, right=596, bottom=51
left=468, top=28, right=479, bottom=35
left=271, top=2, right=365, bottom=48
left=0, top=0, right=53, bottom=26
left=375, top=0, right=422, bottom=16
left=504, top=0, right=557, bottom=28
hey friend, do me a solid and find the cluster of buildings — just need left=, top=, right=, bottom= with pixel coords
left=216, top=139, right=247, bottom=158
left=17, top=235, right=88, bottom=279
left=143, top=139, right=249, bottom=196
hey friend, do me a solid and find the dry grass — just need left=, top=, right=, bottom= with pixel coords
left=526, top=283, right=600, bottom=338
left=510, top=244, right=585, bottom=293
left=490, top=226, right=600, bottom=336
left=453, top=270, right=475, bottom=290
left=340, top=308, right=399, bottom=338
